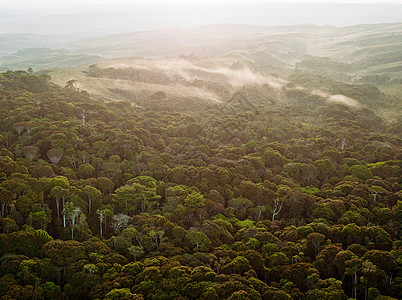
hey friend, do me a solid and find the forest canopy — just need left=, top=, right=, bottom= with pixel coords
left=0, top=70, right=400, bottom=299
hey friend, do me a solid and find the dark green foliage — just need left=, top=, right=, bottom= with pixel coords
left=0, top=70, right=400, bottom=299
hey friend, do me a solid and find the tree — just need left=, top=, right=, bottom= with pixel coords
left=96, top=177, right=114, bottom=194
left=349, top=165, right=372, bottom=181
left=27, top=211, right=50, bottom=230
left=77, top=163, right=95, bottom=179
left=83, top=185, right=101, bottom=214
left=306, top=277, right=347, bottom=300
left=80, top=109, right=87, bottom=126
left=23, top=146, right=39, bottom=161
left=113, top=182, right=160, bottom=215
left=227, top=197, right=253, bottom=220
left=314, top=159, right=337, bottom=182
left=96, top=208, right=112, bottom=238
left=63, top=202, right=82, bottom=240
left=38, top=281, right=61, bottom=299
left=184, top=190, right=205, bottom=220
left=342, top=223, right=362, bottom=247
left=112, top=214, right=130, bottom=233
left=46, top=148, right=64, bottom=164
left=307, top=232, right=326, bottom=258
left=104, top=288, right=143, bottom=299
left=186, top=230, right=211, bottom=251
left=0, top=156, right=18, bottom=176
left=279, top=262, right=318, bottom=292
left=128, top=245, right=145, bottom=261
left=65, top=79, right=77, bottom=89
left=50, top=186, right=68, bottom=219
left=369, top=186, right=387, bottom=202
left=363, top=250, right=395, bottom=276
left=270, top=198, right=283, bottom=222
left=42, top=239, right=86, bottom=281
left=345, top=257, right=363, bottom=299
left=364, top=226, right=393, bottom=251
left=1, top=217, right=19, bottom=233
left=340, top=135, right=348, bottom=151
left=12, top=122, right=25, bottom=136
left=148, top=229, right=165, bottom=248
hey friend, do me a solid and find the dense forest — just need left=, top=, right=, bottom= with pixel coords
left=0, top=70, right=401, bottom=300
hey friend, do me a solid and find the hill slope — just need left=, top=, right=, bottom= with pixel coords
left=3, top=23, right=402, bottom=80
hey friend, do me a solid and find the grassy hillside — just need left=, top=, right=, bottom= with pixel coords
left=2, top=23, right=402, bottom=79
left=0, top=48, right=103, bottom=72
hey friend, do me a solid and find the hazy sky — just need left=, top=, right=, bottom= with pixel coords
left=1, top=0, right=402, bottom=35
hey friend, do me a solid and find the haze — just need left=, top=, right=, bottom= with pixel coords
left=2, top=0, right=402, bottom=35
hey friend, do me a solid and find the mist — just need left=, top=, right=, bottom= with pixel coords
left=95, top=58, right=286, bottom=96
left=328, top=94, right=361, bottom=108
left=2, top=1, right=402, bottom=35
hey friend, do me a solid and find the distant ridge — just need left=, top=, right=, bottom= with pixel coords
left=1, top=22, right=402, bottom=78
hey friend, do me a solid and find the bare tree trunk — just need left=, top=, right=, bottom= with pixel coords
left=272, top=198, right=283, bottom=222
left=56, top=199, right=60, bottom=218
left=341, top=136, right=347, bottom=151
left=81, top=110, right=87, bottom=126
left=100, top=218, right=103, bottom=238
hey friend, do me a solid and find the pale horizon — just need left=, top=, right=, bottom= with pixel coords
left=1, top=0, right=402, bottom=36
